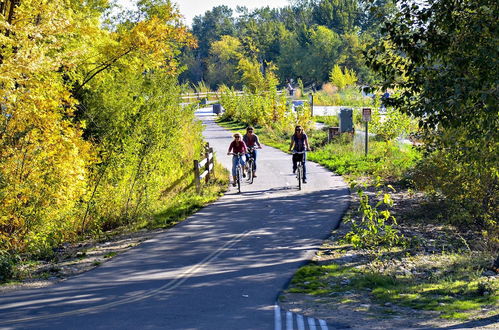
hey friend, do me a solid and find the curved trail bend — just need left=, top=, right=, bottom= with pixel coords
left=0, top=107, right=349, bottom=330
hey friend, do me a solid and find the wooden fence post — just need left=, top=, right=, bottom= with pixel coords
left=193, top=159, right=200, bottom=193
left=204, top=144, right=210, bottom=183
left=209, top=147, right=214, bottom=178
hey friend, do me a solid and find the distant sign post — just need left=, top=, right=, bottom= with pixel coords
left=362, top=108, right=372, bottom=157
left=309, top=93, right=314, bottom=116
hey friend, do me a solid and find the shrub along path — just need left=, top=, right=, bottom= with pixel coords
left=0, top=107, right=349, bottom=329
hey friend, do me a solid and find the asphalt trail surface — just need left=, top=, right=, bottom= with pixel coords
left=0, top=108, right=349, bottom=330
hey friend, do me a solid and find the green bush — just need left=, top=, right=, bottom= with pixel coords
left=371, top=108, right=417, bottom=141
left=315, top=115, right=339, bottom=127
left=344, top=185, right=406, bottom=249
left=411, top=147, right=498, bottom=242
left=0, top=252, right=15, bottom=283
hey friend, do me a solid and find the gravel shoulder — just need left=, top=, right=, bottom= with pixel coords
left=279, top=223, right=499, bottom=329
left=279, top=188, right=499, bottom=329
left=0, top=229, right=163, bottom=295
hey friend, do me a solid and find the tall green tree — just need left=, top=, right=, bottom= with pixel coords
left=366, top=0, right=498, bottom=232
left=237, top=7, right=286, bottom=70
left=312, top=0, right=360, bottom=33
left=277, top=25, right=341, bottom=85
left=206, top=35, right=243, bottom=89
left=186, top=5, right=236, bottom=84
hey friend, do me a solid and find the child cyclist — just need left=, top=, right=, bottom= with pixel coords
left=227, top=132, right=247, bottom=186
left=242, top=126, right=262, bottom=177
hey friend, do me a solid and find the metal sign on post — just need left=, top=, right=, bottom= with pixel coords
left=362, top=107, right=372, bottom=122
left=362, top=108, right=372, bottom=157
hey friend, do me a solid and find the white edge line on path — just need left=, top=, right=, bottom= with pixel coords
left=308, top=317, right=317, bottom=330
left=286, top=311, right=293, bottom=330
left=274, top=304, right=282, bottom=330
left=296, top=314, right=305, bottom=330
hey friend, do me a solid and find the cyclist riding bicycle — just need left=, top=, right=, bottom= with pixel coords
left=227, top=132, right=247, bottom=186
left=289, top=125, right=310, bottom=183
left=242, top=126, right=262, bottom=177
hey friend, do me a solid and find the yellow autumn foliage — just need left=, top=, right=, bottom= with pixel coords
left=0, top=0, right=198, bottom=256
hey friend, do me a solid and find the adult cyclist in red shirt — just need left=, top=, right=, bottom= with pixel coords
left=242, top=126, right=262, bottom=177
left=227, top=132, right=247, bottom=186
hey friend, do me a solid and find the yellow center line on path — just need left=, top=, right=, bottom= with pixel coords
left=0, top=230, right=253, bottom=325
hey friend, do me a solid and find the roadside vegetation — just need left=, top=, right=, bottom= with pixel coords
left=214, top=0, right=498, bottom=318
left=1, top=0, right=496, bottom=324
left=218, top=99, right=498, bottom=324
left=0, top=1, right=228, bottom=285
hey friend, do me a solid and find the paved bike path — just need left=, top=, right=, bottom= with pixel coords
left=0, top=107, right=349, bottom=330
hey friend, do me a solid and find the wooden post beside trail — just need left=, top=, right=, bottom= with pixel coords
left=207, top=146, right=214, bottom=180
left=194, top=143, right=215, bottom=193
left=309, top=93, right=314, bottom=117
left=193, top=159, right=200, bottom=193
left=204, top=143, right=211, bottom=183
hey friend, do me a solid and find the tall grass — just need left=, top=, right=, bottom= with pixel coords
left=309, top=138, right=420, bottom=181
left=313, top=86, right=375, bottom=107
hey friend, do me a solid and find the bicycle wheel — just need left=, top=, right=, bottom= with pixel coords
left=236, top=165, right=242, bottom=193
left=247, top=159, right=254, bottom=184
left=297, top=164, right=302, bottom=190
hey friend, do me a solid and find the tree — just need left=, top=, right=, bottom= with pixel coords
left=0, top=0, right=200, bottom=255
left=312, top=0, right=360, bottom=34
left=206, top=35, right=243, bottom=88
left=0, top=0, right=98, bottom=253
left=365, top=0, right=498, bottom=234
left=237, top=7, right=285, bottom=72
left=277, top=25, right=341, bottom=85
left=188, top=5, right=236, bottom=83
left=301, top=25, right=342, bottom=84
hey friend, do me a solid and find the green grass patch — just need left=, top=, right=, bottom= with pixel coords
left=217, top=117, right=420, bottom=182
left=214, top=117, right=249, bottom=133
left=143, top=164, right=229, bottom=229
left=371, top=277, right=498, bottom=319
left=142, top=163, right=228, bottom=230
left=286, top=252, right=498, bottom=321
left=104, top=252, right=117, bottom=259
left=314, top=115, right=339, bottom=127
left=309, top=138, right=420, bottom=181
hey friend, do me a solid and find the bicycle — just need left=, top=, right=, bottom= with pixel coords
left=229, top=152, right=245, bottom=193
left=292, top=151, right=306, bottom=190
left=245, top=146, right=260, bottom=184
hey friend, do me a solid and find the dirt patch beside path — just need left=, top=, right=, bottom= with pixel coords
left=0, top=229, right=163, bottom=294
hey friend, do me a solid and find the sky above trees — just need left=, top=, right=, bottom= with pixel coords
left=116, top=0, right=290, bottom=26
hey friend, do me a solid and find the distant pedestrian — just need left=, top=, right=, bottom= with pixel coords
left=287, top=81, right=294, bottom=96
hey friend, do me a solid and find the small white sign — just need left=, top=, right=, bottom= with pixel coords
left=362, top=108, right=372, bottom=122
